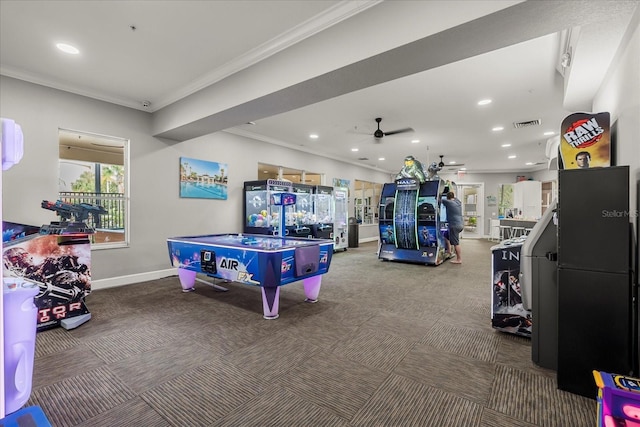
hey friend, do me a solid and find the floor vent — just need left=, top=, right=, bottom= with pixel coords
left=513, top=119, right=541, bottom=128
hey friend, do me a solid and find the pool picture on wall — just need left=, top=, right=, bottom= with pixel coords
left=179, top=157, right=228, bottom=200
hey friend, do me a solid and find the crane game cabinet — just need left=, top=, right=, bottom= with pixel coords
left=378, top=177, right=451, bottom=265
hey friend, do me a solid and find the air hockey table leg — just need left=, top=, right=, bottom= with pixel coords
left=303, top=275, right=322, bottom=303
left=261, top=286, right=280, bottom=320
left=177, top=268, right=196, bottom=292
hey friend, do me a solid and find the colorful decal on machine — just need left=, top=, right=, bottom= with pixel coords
left=559, top=112, right=610, bottom=169
left=3, top=234, right=92, bottom=330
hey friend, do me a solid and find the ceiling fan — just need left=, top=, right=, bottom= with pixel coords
left=372, top=117, right=413, bottom=141
left=438, top=155, right=465, bottom=168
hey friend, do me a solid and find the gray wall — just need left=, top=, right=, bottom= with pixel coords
left=1, top=76, right=389, bottom=285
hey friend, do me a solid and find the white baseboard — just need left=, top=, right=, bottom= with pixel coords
left=91, top=268, right=177, bottom=290
left=359, top=237, right=379, bottom=243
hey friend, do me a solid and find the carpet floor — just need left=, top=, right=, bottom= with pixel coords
left=26, top=238, right=595, bottom=426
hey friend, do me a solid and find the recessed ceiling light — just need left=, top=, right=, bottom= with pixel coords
left=56, top=43, right=79, bottom=54
left=501, top=143, right=511, bottom=147
left=460, top=167, right=467, bottom=171
left=525, top=162, right=534, bottom=165
left=448, top=161, right=456, bottom=164
left=378, top=157, right=385, bottom=161
left=492, top=126, right=504, bottom=132
left=351, top=148, right=359, bottom=152
left=477, top=99, right=492, bottom=106
left=508, top=155, right=517, bottom=159
left=411, top=139, right=420, bottom=143
left=309, top=134, right=319, bottom=139
left=543, top=131, right=555, bottom=136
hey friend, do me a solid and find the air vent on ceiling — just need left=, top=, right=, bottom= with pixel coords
left=358, top=157, right=369, bottom=161
left=513, top=119, right=541, bottom=129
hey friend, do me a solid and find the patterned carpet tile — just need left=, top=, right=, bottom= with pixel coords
left=393, top=342, right=497, bottom=405
left=488, top=365, right=596, bottom=427
left=108, top=338, right=214, bottom=394
left=75, top=397, right=170, bottom=427
left=84, top=326, right=183, bottom=363
left=32, top=344, right=106, bottom=389
left=495, top=333, right=555, bottom=378
left=360, top=309, right=441, bottom=342
left=224, top=332, right=323, bottom=381
left=351, top=374, right=483, bottom=427
left=273, top=352, right=389, bottom=419
left=211, top=386, right=352, bottom=427
left=35, top=327, right=82, bottom=358
left=479, top=408, right=538, bottom=427
left=28, top=366, right=136, bottom=427
left=331, top=328, right=414, bottom=373
left=280, top=314, right=361, bottom=350
left=142, top=360, right=268, bottom=426
left=431, top=308, right=492, bottom=333
left=422, top=322, right=500, bottom=363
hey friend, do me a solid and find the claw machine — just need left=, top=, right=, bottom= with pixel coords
left=288, top=183, right=314, bottom=238
left=333, top=187, right=348, bottom=251
left=243, top=179, right=293, bottom=236
left=312, top=185, right=334, bottom=239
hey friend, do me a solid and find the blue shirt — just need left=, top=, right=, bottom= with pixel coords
left=442, top=198, right=463, bottom=227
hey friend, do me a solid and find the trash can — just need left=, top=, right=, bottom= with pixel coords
left=348, top=217, right=359, bottom=248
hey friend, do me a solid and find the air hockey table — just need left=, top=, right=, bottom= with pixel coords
left=167, top=233, right=333, bottom=319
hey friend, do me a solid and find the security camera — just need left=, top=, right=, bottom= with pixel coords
left=142, top=100, right=151, bottom=108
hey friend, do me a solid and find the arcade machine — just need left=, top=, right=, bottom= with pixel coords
left=593, top=370, right=640, bottom=427
left=288, top=183, right=314, bottom=238
left=3, top=200, right=104, bottom=332
left=312, top=185, right=334, bottom=240
left=377, top=175, right=448, bottom=265
left=333, top=187, right=349, bottom=251
left=490, top=235, right=531, bottom=337
left=243, top=179, right=292, bottom=236
left=519, top=199, right=558, bottom=369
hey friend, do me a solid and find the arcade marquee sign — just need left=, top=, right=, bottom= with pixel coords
left=559, top=112, right=610, bottom=169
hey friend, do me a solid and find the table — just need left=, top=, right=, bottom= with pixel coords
left=167, top=233, right=333, bottom=319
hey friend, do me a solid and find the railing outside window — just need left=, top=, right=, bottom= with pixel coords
left=58, top=191, right=126, bottom=245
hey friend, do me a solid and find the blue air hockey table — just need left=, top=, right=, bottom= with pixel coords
left=167, top=233, right=333, bottom=319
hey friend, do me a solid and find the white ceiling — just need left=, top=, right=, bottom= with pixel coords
left=1, top=1, right=638, bottom=175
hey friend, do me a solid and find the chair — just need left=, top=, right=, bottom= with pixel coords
left=498, top=225, right=511, bottom=241
left=511, top=226, right=525, bottom=238
left=489, top=219, right=501, bottom=242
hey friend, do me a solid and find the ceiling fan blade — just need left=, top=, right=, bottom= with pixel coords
left=384, top=127, right=414, bottom=136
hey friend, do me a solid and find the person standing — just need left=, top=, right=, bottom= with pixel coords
left=442, top=191, right=464, bottom=264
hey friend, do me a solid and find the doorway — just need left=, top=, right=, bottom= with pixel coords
left=457, top=183, right=484, bottom=238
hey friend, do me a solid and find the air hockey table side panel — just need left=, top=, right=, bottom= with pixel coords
left=167, top=234, right=333, bottom=286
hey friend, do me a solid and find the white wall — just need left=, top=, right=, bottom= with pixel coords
left=1, top=76, right=389, bottom=286
left=593, top=10, right=640, bottom=226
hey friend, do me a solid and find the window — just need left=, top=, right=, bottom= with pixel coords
left=58, top=129, right=129, bottom=248
left=353, top=180, right=382, bottom=225
left=498, top=184, right=514, bottom=218
left=257, top=163, right=321, bottom=184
